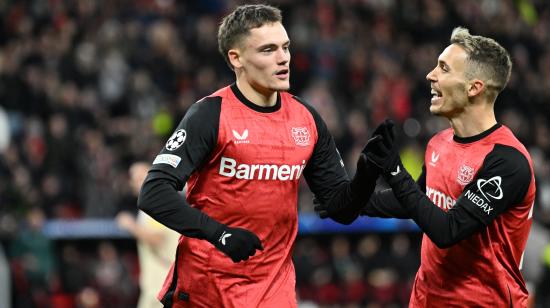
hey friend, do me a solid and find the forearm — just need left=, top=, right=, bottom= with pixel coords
left=119, top=217, right=164, bottom=246
left=137, top=172, right=222, bottom=241
left=386, top=171, right=482, bottom=248
left=361, top=189, right=410, bottom=219
left=323, top=168, right=377, bottom=225
left=321, top=182, right=361, bottom=225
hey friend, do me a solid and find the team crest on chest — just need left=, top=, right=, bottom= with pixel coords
left=291, top=127, right=310, bottom=146
left=457, top=164, right=475, bottom=186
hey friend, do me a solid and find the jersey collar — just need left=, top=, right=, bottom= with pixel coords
left=230, top=83, right=282, bottom=113
left=453, top=123, right=502, bottom=144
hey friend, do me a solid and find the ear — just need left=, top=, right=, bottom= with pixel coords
left=228, top=49, right=242, bottom=69
left=467, top=79, right=485, bottom=98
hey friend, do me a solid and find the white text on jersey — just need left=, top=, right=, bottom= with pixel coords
left=219, top=157, right=306, bottom=181
left=426, top=186, right=456, bottom=210
left=464, top=190, right=494, bottom=215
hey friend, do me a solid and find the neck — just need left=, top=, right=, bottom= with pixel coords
left=236, top=79, right=277, bottom=107
left=449, top=100, right=497, bottom=137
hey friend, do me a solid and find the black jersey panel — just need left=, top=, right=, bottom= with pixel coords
left=293, top=96, right=350, bottom=204
left=149, top=96, right=222, bottom=190
left=457, top=144, right=532, bottom=225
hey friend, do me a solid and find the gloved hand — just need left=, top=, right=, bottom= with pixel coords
left=210, top=225, right=263, bottom=262
left=314, top=120, right=395, bottom=221
left=313, top=197, right=329, bottom=218
left=364, top=119, right=403, bottom=178
left=353, top=118, right=396, bottom=187
left=364, top=119, right=395, bottom=157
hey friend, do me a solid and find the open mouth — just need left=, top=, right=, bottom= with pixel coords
left=275, top=69, right=289, bottom=79
left=431, top=88, right=442, bottom=99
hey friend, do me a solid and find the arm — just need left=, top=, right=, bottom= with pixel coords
left=137, top=97, right=262, bottom=262
left=362, top=189, right=410, bottom=219
left=361, top=165, right=426, bottom=219
left=116, top=211, right=164, bottom=247
left=298, top=98, right=380, bottom=224
left=369, top=135, right=532, bottom=248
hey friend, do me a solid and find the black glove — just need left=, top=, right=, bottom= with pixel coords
left=313, top=196, right=328, bottom=218
left=210, top=225, right=263, bottom=262
left=313, top=120, right=394, bottom=221
left=367, top=119, right=395, bottom=155
left=365, top=120, right=403, bottom=178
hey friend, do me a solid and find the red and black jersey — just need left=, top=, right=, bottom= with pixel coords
left=364, top=123, right=535, bottom=307
left=411, top=124, right=535, bottom=307
left=142, top=84, right=348, bottom=307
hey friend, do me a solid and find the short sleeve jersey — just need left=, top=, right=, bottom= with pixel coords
left=150, top=84, right=347, bottom=307
left=411, top=124, right=536, bottom=307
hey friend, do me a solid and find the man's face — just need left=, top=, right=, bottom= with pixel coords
left=426, top=44, right=470, bottom=118
left=233, top=22, right=290, bottom=94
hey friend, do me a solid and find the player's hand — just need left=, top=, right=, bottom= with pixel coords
left=212, top=225, right=264, bottom=262
left=116, top=211, right=136, bottom=231
left=350, top=119, right=395, bottom=189
left=364, top=119, right=403, bottom=177
left=353, top=119, right=395, bottom=179
left=363, top=119, right=395, bottom=158
left=313, top=197, right=330, bottom=219
left=314, top=121, right=396, bottom=221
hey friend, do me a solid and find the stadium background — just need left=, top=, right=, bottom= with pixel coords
left=1, top=0, right=550, bottom=307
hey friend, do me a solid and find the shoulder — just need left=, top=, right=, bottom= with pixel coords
left=483, top=125, right=534, bottom=171
left=487, top=144, right=531, bottom=174
left=490, top=125, right=530, bottom=155
left=283, top=92, right=321, bottom=118
left=477, top=144, right=533, bottom=199
left=187, top=94, right=223, bottom=118
left=205, top=85, right=232, bottom=100
left=428, top=128, right=454, bottom=146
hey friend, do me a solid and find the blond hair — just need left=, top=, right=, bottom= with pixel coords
left=450, top=27, right=512, bottom=101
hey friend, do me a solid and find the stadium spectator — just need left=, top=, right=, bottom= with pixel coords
left=116, top=162, right=179, bottom=308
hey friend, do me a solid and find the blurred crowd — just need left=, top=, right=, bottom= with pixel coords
left=1, top=0, right=550, bottom=307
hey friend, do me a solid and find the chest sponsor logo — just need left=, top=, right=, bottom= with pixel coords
left=219, top=156, right=306, bottom=181
left=426, top=186, right=456, bottom=210
left=232, top=129, right=250, bottom=144
left=291, top=127, right=310, bottom=146
left=457, top=164, right=475, bottom=186
left=165, top=129, right=186, bottom=151
left=429, top=151, right=439, bottom=167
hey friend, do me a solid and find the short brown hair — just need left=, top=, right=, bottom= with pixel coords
left=450, top=27, right=512, bottom=101
left=217, top=4, right=282, bottom=69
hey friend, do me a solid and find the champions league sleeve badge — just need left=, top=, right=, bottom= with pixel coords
left=165, top=129, right=187, bottom=151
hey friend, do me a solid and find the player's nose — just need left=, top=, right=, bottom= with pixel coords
left=426, top=68, right=437, bottom=82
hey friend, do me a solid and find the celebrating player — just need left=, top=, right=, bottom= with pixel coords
left=317, top=27, right=536, bottom=307
left=137, top=4, right=379, bottom=307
